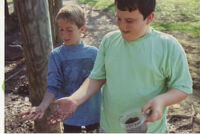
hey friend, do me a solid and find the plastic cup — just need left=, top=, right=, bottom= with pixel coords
left=120, top=109, right=148, bottom=133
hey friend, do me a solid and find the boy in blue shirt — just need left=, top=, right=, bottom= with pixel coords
left=20, top=3, right=101, bottom=133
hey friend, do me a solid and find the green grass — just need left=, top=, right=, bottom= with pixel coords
left=152, top=0, right=200, bottom=37
left=77, top=0, right=200, bottom=37
left=2, top=81, right=4, bottom=91
left=7, top=0, right=13, bottom=3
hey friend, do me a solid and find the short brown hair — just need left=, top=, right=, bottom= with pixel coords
left=115, top=0, right=156, bottom=20
left=56, top=3, right=85, bottom=28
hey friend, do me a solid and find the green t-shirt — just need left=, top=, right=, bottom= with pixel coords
left=89, top=28, right=192, bottom=133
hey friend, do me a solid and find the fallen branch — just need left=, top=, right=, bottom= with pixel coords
left=168, top=114, right=191, bottom=119
left=176, top=122, right=192, bottom=130
left=5, top=67, right=25, bottom=82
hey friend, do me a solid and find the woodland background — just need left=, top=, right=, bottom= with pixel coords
left=5, top=0, right=200, bottom=133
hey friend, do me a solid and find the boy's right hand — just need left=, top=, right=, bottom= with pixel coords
left=47, top=97, right=78, bottom=125
left=19, top=106, right=46, bottom=122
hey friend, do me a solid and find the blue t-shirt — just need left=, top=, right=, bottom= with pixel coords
left=47, top=42, right=101, bottom=126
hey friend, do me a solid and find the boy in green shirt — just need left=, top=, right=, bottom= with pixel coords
left=47, top=0, right=192, bottom=132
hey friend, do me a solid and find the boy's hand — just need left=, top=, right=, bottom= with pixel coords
left=142, top=88, right=188, bottom=123
left=19, top=106, right=46, bottom=122
left=141, top=96, right=164, bottom=123
left=47, top=97, right=78, bottom=125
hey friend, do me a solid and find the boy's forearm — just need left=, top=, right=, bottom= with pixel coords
left=40, top=92, right=56, bottom=110
left=158, top=88, right=188, bottom=107
left=71, top=78, right=105, bottom=105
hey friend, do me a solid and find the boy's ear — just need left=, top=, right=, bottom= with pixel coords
left=80, top=25, right=86, bottom=33
left=146, top=12, right=154, bottom=25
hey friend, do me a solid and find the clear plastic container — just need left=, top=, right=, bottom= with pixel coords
left=120, top=109, right=148, bottom=133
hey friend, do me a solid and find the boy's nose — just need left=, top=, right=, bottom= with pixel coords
left=120, top=22, right=128, bottom=31
left=61, top=32, right=69, bottom=37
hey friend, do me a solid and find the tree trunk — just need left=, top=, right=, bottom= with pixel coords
left=48, top=0, right=63, bottom=48
left=14, top=0, right=62, bottom=132
left=5, top=0, right=10, bottom=18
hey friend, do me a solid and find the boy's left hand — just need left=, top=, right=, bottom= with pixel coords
left=141, top=96, right=164, bottom=123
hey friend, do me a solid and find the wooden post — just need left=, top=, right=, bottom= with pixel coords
left=14, top=0, right=62, bottom=132
left=48, top=0, right=63, bottom=48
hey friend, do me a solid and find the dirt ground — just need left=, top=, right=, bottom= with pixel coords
left=5, top=1, right=200, bottom=133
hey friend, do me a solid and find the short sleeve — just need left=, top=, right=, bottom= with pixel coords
left=89, top=36, right=107, bottom=79
left=165, top=38, right=193, bottom=94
